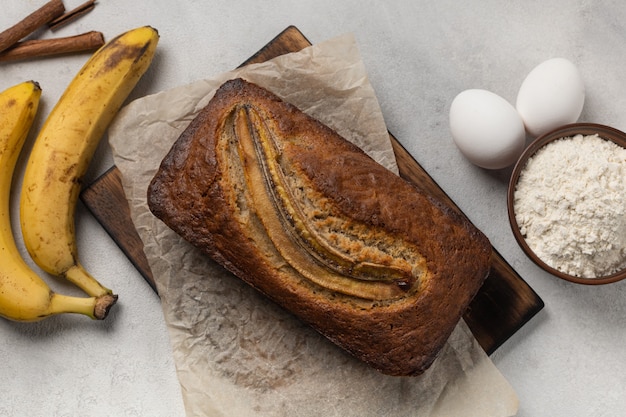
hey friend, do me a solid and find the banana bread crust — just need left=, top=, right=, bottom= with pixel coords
left=148, top=78, right=491, bottom=376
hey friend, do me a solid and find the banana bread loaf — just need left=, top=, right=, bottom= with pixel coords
left=147, top=78, right=491, bottom=376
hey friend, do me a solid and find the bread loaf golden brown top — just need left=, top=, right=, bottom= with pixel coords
left=148, top=78, right=491, bottom=376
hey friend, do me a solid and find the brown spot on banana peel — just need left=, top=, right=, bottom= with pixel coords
left=59, top=162, right=78, bottom=183
left=40, top=149, right=78, bottom=184
left=95, top=35, right=156, bottom=77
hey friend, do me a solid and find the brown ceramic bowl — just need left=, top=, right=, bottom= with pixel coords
left=507, top=123, right=626, bottom=285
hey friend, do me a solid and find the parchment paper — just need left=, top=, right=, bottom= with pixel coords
left=108, top=33, right=519, bottom=417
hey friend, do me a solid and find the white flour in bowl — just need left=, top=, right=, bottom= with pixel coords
left=514, top=134, right=626, bottom=278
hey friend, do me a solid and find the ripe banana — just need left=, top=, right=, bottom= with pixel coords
left=0, top=81, right=115, bottom=321
left=20, top=26, right=159, bottom=298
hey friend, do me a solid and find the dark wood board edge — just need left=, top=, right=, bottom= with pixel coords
left=81, top=166, right=157, bottom=292
left=80, top=25, right=543, bottom=355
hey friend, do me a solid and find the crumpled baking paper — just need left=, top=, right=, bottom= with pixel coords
left=108, top=33, right=519, bottom=417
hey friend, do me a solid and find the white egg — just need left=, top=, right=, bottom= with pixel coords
left=449, top=89, right=526, bottom=170
left=516, top=58, right=585, bottom=137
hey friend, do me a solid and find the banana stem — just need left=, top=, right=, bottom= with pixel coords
left=64, top=263, right=113, bottom=298
left=49, top=293, right=117, bottom=320
left=94, top=294, right=118, bottom=320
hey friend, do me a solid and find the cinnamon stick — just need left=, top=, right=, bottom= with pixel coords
left=0, top=0, right=66, bottom=54
left=0, top=31, right=104, bottom=63
left=49, top=0, right=97, bottom=31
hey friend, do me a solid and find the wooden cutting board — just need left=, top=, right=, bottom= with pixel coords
left=81, top=26, right=543, bottom=355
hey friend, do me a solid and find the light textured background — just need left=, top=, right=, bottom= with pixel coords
left=1, top=1, right=625, bottom=416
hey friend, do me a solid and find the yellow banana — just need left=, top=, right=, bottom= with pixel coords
left=0, top=81, right=115, bottom=321
left=20, top=26, right=159, bottom=298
